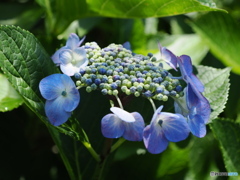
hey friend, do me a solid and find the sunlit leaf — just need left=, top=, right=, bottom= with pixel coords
left=49, top=0, right=226, bottom=35
left=0, top=73, right=23, bottom=112
left=191, top=12, right=240, bottom=74
left=196, top=66, right=230, bottom=122
left=87, top=0, right=225, bottom=18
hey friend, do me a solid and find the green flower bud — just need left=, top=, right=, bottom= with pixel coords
left=144, top=84, right=150, bottom=90
left=162, top=95, right=168, bottom=101
left=86, top=86, right=92, bottom=93
left=76, top=80, right=81, bottom=86
left=112, top=90, right=118, bottom=96
left=121, top=86, right=127, bottom=92
left=125, top=89, right=131, bottom=95
left=108, top=90, right=113, bottom=95
left=134, top=91, right=140, bottom=97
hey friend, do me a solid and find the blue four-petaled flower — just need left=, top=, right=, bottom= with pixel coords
left=101, top=107, right=145, bottom=141
left=159, top=45, right=211, bottom=138
left=52, top=33, right=88, bottom=76
left=39, top=74, right=80, bottom=126
left=143, top=106, right=190, bottom=154
left=175, top=55, right=211, bottom=137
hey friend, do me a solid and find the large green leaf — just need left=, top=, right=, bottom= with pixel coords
left=156, top=143, right=189, bottom=178
left=191, top=12, right=240, bottom=74
left=0, top=73, right=23, bottom=112
left=87, top=0, right=225, bottom=18
left=0, top=25, right=57, bottom=120
left=39, top=0, right=226, bottom=35
left=196, top=66, right=230, bottom=122
left=211, top=119, right=240, bottom=172
left=0, top=25, right=83, bottom=180
left=188, top=133, right=220, bottom=180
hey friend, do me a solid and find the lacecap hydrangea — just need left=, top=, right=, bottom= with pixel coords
left=39, top=33, right=211, bottom=154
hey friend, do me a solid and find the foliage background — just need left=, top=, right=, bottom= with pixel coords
left=0, top=0, right=239, bottom=180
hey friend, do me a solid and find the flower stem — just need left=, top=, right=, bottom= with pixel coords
left=148, top=98, right=156, bottom=112
left=115, top=95, right=124, bottom=109
left=82, top=141, right=101, bottom=162
left=73, top=140, right=82, bottom=180
left=110, top=138, right=126, bottom=153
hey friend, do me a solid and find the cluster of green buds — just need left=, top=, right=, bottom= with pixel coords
left=75, top=42, right=183, bottom=101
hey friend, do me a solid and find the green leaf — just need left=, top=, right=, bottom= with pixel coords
left=48, top=0, right=226, bottom=35
left=191, top=12, right=240, bottom=74
left=87, top=0, right=226, bottom=18
left=196, top=66, right=230, bottom=122
left=0, top=73, right=23, bottom=112
left=0, top=25, right=85, bottom=180
left=156, top=143, right=189, bottom=178
left=0, top=25, right=58, bottom=121
left=188, top=133, right=220, bottom=180
left=210, top=119, right=240, bottom=172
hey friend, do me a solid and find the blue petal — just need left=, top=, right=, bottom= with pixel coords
left=178, top=55, right=193, bottom=77
left=101, top=114, right=124, bottom=138
left=122, top=42, right=131, bottom=50
left=151, top=105, right=164, bottom=124
left=39, top=74, right=65, bottom=100
left=186, top=84, right=199, bottom=107
left=187, top=84, right=211, bottom=124
left=51, top=46, right=68, bottom=65
left=188, top=114, right=206, bottom=138
left=63, top=88, right=80, bottom=112
left=60, top=64, right=80, bottom=76
left=59, top=75, right=80, bottom=111
left=72, top=48, right=88, bottom=66
left=45, top=98, right=71, bottom=126
left=77, top=36, right=86, bottom=47
left=160, top=112, right=190, bottom=142
left=66, top=33, right=80, bottom=49
left=190, top=74, right=204, bottom=93
left=159, top=43, right=178, bottom=71
left=110, top=107, right=135, bottom=122
left=122, top=112, right=145, bottom=141
left=143, top=124, right=169, bottom=154
left=59, top=49, right=73, bottom=65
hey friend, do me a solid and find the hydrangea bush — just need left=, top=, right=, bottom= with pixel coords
left=37, top=33, right=212, bottom=155
left=0, top=6, right=234, bottom=177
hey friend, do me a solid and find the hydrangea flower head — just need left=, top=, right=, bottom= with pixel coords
left=52, top=33, right=88, bottom=76
left=143, top=106, right=190, bottom=154
left=101, top=107, right=144, bottom=141
left=39, top=74, right=80, bottom=126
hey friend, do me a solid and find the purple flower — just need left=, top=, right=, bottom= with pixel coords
left=39, top=74, right=80, bottom=126
left=174, top=85, right=211, bottom=138
left=101, top=107, right=144, bottom=141
left=52, top=33, right=88, bottom=76
left=158, top=43, right=178, bottom=71
left=143, top=106, right=190, bottom=154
